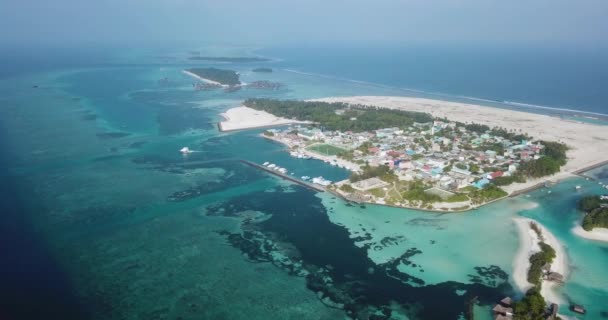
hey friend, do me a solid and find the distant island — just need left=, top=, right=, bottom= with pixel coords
left=239, top=98, right=571, bottom=211
left=252, top=68, right=273, bottom=73
left=184, top=68, right=240, bottom=86
left=188, top=56, right=270, bottom=63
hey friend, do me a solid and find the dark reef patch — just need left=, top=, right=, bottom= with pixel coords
left=165, top=161, right=265, bottom=202
left=205, top=185, right=512, bottom=319
left=467, top=265, right=509, bottom=288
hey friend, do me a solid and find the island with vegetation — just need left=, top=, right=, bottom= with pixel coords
left=578, top=195, right=608, bottom=231
left=188, top=56, right=269, bottom=62
left=508, top=220, right=563, bottom=320
left=247, top=98, right=570, bottom=211
left=186, top=68, right=241, bottom=86
left=252, top=68, right=273, bottom=73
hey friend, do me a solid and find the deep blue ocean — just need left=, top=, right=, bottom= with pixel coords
left=261, top=46, right=608, bottom=115
left=1, top=45, right=607, bottom=320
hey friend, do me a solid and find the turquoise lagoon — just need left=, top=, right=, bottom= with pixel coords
left=1, top=48, right=607, bottom=319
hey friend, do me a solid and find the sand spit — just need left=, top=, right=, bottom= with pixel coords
left=512, top=218, right=568, bottom=305
left=219, top=106, right=310, bottom=132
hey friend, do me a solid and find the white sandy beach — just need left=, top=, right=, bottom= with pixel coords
left=512, top=218, right=568, bottom=305
left=315, top=96, right=608, bottom=189
left=572, top=224, right=608, bottom=242
left=219, top=106, right=309, bottom=132
left=182, top=70, right=226, bottom=87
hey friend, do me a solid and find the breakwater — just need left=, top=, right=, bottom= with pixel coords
left=239, top=160, right=326, bottom=192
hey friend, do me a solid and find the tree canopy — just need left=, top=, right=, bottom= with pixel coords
left=243, top=98, right=433, bottom=132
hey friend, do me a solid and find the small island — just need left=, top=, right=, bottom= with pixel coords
left=252, top=68, right=273, bottom=73
left=243, top=98, right=570, bottom=211
left=508, top=219, right=566, bottom=320
left=188, top=56, right=269, bottom=63
left=184, top=68, right=241, bottom=86
left=572, top=195, right=608, bottom=242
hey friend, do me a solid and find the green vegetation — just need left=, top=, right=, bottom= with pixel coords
left=307, top=144, right=347, bottom=156
left=188, top=56, right=269, bottom=62
left=464, top=123, right=490, bottom=134
left=339, top=184, right=354, bottom=192
left=243, top=98, right=433, bottom=132
left=492, top=174, right=526, bottom=186
left=252, top=68, right=273, bottom=72
left=527, top=242, right=556, bottom=286
left=187, top=68, right=240, bottom=86
left=582, top=208, right=608, bottom=231
left=369, top=188, right=385, bottom=198
left=578, top=195, right=608, bottom=231
left=263, top=130, right=274, bottom=137
left=446, top=194, right=469, bottom=202
left=401, top=180, right=441, bottom=203
left=350, top=165, right=397, bottom=183
left=513, top=288, right=547, bottom=320
left=519, top=141, right=568, bottom=178
left=578, top=195, right=606, bottom=211
left=467, top=185, right=507, bottom=204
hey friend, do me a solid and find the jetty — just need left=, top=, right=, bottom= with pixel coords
left=239, top=160, right=326, bottom=192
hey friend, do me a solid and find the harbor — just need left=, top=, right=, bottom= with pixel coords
left=239, top=160, right=327, bottom=192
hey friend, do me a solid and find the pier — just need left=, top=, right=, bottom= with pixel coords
left=239, top=160, right=326, bottom=192
left=572, top=159, right=608, bottom=180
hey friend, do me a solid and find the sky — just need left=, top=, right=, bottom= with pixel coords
left=1, top=0, right=607, bottom=49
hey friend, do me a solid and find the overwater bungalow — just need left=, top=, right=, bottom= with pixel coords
left=493, top=297, right=513, bottom=319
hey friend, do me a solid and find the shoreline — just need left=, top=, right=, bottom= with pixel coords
left=512, top=218, right=568, bottom=305
left=262, top=133, right=511, bottom=213
left=315, top=96, right=608, bottom=183
left=182, top=70, right=228, bottom=87
left=571, top=223, right=608, bottom=242
left=218, top=106, right=309, bottom=132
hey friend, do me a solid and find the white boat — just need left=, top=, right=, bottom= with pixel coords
left=575, top=185, right=582, bottom=190
left=312, top=176, right=332, bottom=186
left=302, top=176, right=310, bottom=180
left=263, top=162, right=269, bottom=166
left=180, top=147, right=192, bottom=154
left=278, top=168, right=288, bottom=174
left=268, top=164, right=276, bottom=169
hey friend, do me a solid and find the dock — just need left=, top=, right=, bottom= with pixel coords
left=239, top=160, right=326, bottom=192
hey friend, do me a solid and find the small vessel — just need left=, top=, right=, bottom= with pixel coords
left=302, top=176, right=311, bottom=181
left=571, top=304, right=586, bottom=314
left=180, top=147, right=192, bottom=154
left=312, top=176, right=332, bottom=186
left=268, top=164, right=276, bottom=169
left=263, top=162, right=269, bottom=166
left=575, top=185, right=582, bottom=190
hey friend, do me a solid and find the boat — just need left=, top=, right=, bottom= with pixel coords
left=575, top=185, right=582, bottom=190
left=263, top=162, right=269, bottom=166
left=180, top=147, right=192, bottom=154
left=301, top=176, right=310, bottom=181
left=571, top=304, right=586, bottom=314
left=312, top=176, right=332, bottom=186
left=278, top=168, right=288, bottom=174
left=268, top=164, right=276, bottom=169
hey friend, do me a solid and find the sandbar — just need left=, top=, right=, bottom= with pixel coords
left=219, top=106, right=309, bottom=132
left=512, top=218, right=568, bottom=305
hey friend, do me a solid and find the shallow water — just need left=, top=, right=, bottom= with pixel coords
left=1, top=47, right=607, bottom=319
